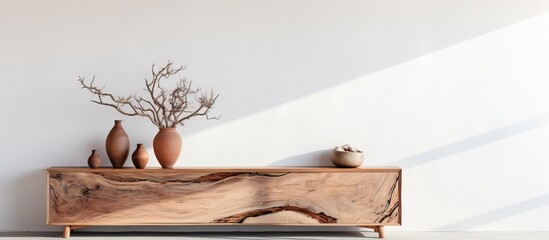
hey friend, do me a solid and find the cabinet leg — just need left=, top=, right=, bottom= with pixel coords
left=62, top=226, right=70, bottom=238
left=378, top=226, right=385, bottom=238
left=360, top=226, right=385, bottom=238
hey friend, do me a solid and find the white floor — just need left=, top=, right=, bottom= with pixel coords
left=0, top=232, right=547, bottom=240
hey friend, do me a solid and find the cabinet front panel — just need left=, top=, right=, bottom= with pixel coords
left=48, top=171, right=400, bottom=225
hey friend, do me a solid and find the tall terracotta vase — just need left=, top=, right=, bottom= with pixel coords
left=105, top=120, right=130, bottom=168
left=153, top=128, right=182, bottom=169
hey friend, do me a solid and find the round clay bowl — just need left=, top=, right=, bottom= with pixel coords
left=331, top=150, right=364, bottom=168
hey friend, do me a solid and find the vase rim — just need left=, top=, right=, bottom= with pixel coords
left=158, top=127, right=177, bottom=130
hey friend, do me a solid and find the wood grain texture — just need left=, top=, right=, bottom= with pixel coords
left=47, top=168, right=401, bottom=226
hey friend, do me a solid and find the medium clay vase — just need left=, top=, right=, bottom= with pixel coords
left=87, top=149, right=101, bottom=169
left=105, top=120, right=130, bottom=168
left=132, top=143, right=149, bottom=169
left=153, top=128, right=182, bottom=169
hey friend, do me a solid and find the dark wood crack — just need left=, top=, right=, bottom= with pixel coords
left=374, top=175, right=399, bottom=223
left=193, top=172, right=290, bottom=183
left=93, top=172, right=290, bottom=184
left=50, top=173, right=62, bottom=180
left=377, top=202, right=399, bottom=223
left=212, top=205, right=337, bottom=223
left=49, top=185, right=59, bottom=210
left=94, top=173, right=189, bottom=184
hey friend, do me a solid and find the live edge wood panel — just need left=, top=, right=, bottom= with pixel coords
left=47, top=167, right=401, bottom=226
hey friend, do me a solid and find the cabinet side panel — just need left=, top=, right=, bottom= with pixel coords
left=48, top=171, right=400, bottom=225
left=46, top=170, right=50, bottom=224
left=399, top=169, right=402, bottom=225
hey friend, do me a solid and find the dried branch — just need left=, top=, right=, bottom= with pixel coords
left=79, top=61, right=220, bottom=128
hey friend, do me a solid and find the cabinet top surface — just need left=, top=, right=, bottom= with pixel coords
left=47, top=166, right=401, bottom=173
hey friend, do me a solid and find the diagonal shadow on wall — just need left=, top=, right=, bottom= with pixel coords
left=436, top=193, right=549, bottom=230
left=179, top=4, right=549, bottom=136
left=391, top=114, right=549, bottom=168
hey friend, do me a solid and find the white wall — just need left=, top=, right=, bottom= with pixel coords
left=1, top=0, right=548, bottom=232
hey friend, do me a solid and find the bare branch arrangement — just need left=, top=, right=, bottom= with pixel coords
left=79, top=62, right=220, bottom=128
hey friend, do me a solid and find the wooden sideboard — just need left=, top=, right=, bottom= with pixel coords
left=47, top=167, right=401, bottom=238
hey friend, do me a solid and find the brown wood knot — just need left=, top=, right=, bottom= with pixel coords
left=212, top=205, right=337, bottom=223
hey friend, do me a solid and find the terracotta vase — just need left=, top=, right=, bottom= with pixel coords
left=105, top=120, right=130, bottom=168
left=87, top=149, right=101, bottom=169
left=132, top=143, right=149, bottom=169
left=153, top=128, right=182, bottom=169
